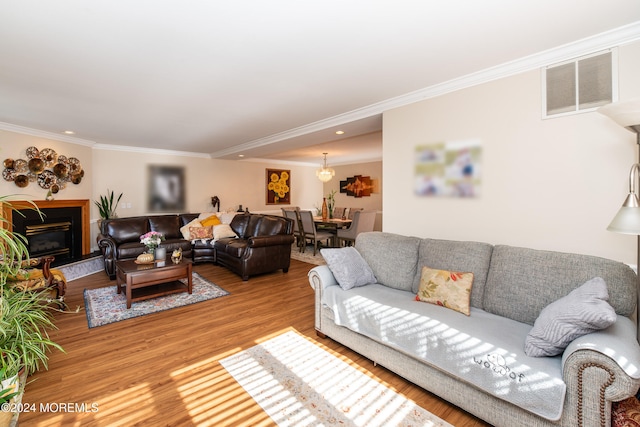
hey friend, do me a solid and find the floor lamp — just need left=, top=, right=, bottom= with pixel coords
left=599, top=98, right=640, bottom=342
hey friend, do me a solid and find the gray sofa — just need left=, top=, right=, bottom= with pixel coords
left=308, top=231, right=640, bottom=427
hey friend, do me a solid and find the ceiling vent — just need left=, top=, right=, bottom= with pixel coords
left=543, top=49, right=617, bottom=118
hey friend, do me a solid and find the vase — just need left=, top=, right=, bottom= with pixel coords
left=154, top=246, right=166, bottom=261
left=321, top=197, right=328, bottom=220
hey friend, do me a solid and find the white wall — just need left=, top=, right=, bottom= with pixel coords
left=383, top=41, right=640, bottom=265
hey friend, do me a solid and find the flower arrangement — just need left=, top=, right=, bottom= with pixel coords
left=140, top=231, right=164, bottom=253
left=268, top=170, right=290, bottom=203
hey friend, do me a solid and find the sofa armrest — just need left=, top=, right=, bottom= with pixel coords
left=97, top=234, right=116, bottom=256
left=560, top=317, right=640, bottom=425
left=308, top=265, right=339, bottom=291
left=248, top=234, right=295, bottom=248
left=562, top=316, right=640, bottom=380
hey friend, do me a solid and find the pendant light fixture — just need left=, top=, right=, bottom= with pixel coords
left=316, top=153, right=335, bottom=183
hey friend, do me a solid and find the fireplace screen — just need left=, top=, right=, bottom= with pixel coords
left=25, top=220, right=72, bottom=258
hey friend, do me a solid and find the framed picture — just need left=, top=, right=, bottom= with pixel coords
left=266, top=169, right=291, bottom=205
left=147, top=165, right=186, bottom=212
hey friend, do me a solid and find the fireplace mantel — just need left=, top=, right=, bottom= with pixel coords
left=2, top=199, right=91, bottom=256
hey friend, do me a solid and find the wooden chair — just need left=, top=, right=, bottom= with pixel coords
left=298, top=210, right=334, bottom=255
left=5, top=255, right=67, bottom=306
left=281, top=207, right=304, bottom=252
left=337, top=210, right=376, bottom=247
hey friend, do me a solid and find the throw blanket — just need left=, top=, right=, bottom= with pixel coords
left=323, top=284, right=566, bottom=421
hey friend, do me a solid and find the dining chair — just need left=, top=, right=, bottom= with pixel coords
left=281, top=207, right=304, bottom=252
left=347, top=207, right=363, bottom=220
left=332, top=206, right=346, bottom=219
left=337, top=210, right=376, bottom=247
left=298, top=210, right=334, bottom=255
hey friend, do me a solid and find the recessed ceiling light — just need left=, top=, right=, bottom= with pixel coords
left=238, top=154, right=245, bottom=158
left=335, top=130, right=345, bottom=135
left=63, top=130, right=75, bottom=135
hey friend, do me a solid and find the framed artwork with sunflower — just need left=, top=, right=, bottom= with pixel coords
left=266, top=169, right=291, bottom=204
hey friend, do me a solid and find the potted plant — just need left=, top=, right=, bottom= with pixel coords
left=0, top=196, right=64, bottom=426
left=94, top=189, right=123, bottom=220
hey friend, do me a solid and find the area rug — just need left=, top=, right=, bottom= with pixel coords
left=84, top=272, right=229, bottom=328
left=220, top=331, right=451, bottom=427
left=290, top=244, right=326, bottom=266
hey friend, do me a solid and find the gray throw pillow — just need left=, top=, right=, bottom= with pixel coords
left=321, top=247, right=377, bottom=291
left=524, top=277, right=616, bottom=357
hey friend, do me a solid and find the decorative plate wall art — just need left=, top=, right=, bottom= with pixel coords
left=2, top=146, right=83, bottom=193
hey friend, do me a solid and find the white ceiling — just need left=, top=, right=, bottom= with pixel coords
left=1, top=1, right=640, bottom=166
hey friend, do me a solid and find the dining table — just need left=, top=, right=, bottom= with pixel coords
left=313, top=216, right=352, bottom=247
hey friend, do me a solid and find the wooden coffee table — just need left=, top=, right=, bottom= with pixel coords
left=115, top=259, right=193, bottom=308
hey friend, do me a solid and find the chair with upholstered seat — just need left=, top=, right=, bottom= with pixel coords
left=337, top=210, right=376, bottom=247
left=5, top=255, right=67, bottom=306
left=347, top=207, right=363, bottom=219
left=298, top=210, right=334, bottom=255
left=332, top=207, right=346, bottom=219
left=282, top=207, right=304, bottom=252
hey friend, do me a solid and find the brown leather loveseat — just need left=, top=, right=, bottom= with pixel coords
left=97, top=214, right=198, bottom=279
left=214, top=213, right=294, bottom=281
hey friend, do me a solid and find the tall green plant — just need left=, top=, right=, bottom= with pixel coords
left=94, top=189, right=123, bottom=219
left=0, top=195, right=63, bottom=379
left=0, top=289, right=63, bottom=377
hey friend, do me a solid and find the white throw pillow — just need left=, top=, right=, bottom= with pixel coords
left=524, top=277, right=616, bottom=357
left=213, top=224, right=237, bottom=240
left=320, top=247, right=377, bottom=291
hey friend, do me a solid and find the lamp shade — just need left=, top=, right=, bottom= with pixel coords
left=608, top=193, right=640, bottom=235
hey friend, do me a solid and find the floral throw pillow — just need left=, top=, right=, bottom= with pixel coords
left=189, top=226, right=213, bottom=240
left=416, top=266, right=474, bottom=315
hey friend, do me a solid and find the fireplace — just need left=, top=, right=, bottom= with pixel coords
left=3, top=200, right=90, bottom=267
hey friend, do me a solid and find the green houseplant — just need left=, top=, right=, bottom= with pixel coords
left=0, top=196, right=64, bottom=426
left=94, top=189, right=123, bottom=220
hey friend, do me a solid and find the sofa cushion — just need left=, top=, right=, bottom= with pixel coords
left=416, top=266, right=474, bottom=315
left=484, top=245, right=637, bottom=325
left=106, top=217, right=149, bottom=245
left=256, top=215, right=288, bottom=236
left=230, top=214, right=251, bottom=239
left=321, top=247, right=377, bottom=290
left=322, top=283, right=566, bottom=420
left=414, top=238, right=493, bottom=309
left=524, top=277, right=616, bottom=357
left=356, top=232, right=421, bottom=292
left=215, top=238, right=248, bottom=257
left=149, top=215, right=181, bottom=239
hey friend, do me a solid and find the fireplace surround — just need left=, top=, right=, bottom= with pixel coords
left=2, top=199, right=90, bottom=267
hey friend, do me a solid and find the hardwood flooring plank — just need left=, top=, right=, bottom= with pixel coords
left=19, top=259, right=488, bottom=426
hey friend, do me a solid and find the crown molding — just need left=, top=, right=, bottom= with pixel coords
left=0, top=121, right=97, bottom=146
left=92, top=143, right=211, bottom=159
left=211, top=21, right=640, bottom=157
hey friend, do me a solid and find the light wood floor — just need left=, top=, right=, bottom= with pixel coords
left=20, top=259, right=490, bottom=426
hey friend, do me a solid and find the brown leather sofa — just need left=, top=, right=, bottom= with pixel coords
left=214, top=213, right=294, bottom=281
left=97, top=214, right=200, bottom=279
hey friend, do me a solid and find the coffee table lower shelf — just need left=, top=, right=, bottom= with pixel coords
left=118, top=280, right=190, bottom=306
